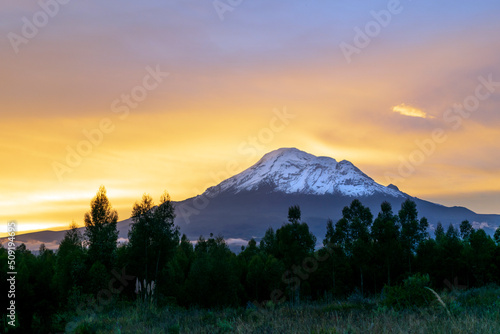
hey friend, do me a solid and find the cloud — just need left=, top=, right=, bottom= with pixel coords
left=118, top=238, right=129, bottom=244
left=392, top=103, right=434, bottom=119
left=472, top=221, right=491, bottom=230
left=225, top=238, right=250, bottom=246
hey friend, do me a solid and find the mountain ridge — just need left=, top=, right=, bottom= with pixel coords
left=205, top=147, right=403, bottom=198
left=4, top=147, right=499, bottom=251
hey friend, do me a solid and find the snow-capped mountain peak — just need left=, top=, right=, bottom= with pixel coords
left=205, top=148, right=404, bottom=198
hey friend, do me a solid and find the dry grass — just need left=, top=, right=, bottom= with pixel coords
left=68, top=298, right=500, bottom=334
left=66, top=284, right=500, bottom=333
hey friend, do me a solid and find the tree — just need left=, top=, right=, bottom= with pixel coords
left=186, top=235, right=240, bottom=307
left=435, top=222, right=445, bottom=243
left=15, top=244, right=37, bottom=330
left=460, top=220, right=474, bottom=241
left=324, top=200, right=373, bottom=296
left=84, top=186, right=118, bottom=270
left=240, top=238, right=259, bottom=262
left=128, top=191, right=180, bottom=284
left=469, top=229, right=496, bottom=285
left=494, top=228, right=500, bottom=246
left=54, top=223, right=86, bottom=303
left=288, top=205, right=301, bottom=224
left=161, top=234, right=194, bottom=306
left=434, top=224, right=463, bottom=287
left=276, top=206, right=316, bottom=267
left=371, top=201, right=400, bottom=286
left=398, top=199, right=427, bottom=273
left=260, top=227, right=278, bottom=257
left=322, top=220, right=352, bottom=296
left=245, top=252, right=284, bottom=303
left=246, top=254, right=265, bottom=301
left=341, top=199, right=373, bottom=295
left=33, top=244, right=57, bottom=331
left=276, top=206, right=316, bottom=302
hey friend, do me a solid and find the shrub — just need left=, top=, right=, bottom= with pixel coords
left=167, top=323, right=180, bottom=334
left=457, top=284, right=500, bottom=307
left=382, top=273, right=434, bottom=309
left=216, top=319, right=233, bottom=333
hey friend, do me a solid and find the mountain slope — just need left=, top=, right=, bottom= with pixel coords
left=206, top=148, right=403, bottom=198
left=5, top=147, right=499, bottom=251
left=174, top=148, right=499, bottom=243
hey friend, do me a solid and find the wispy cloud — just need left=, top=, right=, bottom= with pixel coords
left=392, top=103, right=434, bottom=119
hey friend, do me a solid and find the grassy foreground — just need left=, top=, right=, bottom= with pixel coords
left=67, top=286, right=500, bottom=334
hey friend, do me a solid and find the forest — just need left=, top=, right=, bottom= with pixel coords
left=2, top=186, right=500, bottom=333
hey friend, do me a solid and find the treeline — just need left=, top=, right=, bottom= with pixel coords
left=1, top=186, right=500, bottom=332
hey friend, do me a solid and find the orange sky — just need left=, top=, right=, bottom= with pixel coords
left=1, top=1, right=500, bottom=234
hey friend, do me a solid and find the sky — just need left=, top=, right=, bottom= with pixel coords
left=1, top=0, right=500, bottom=234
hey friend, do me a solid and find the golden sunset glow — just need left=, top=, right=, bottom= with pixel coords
left=1, top=1, right=500, bottom=235
left=392, top=104, right=433, bottom=119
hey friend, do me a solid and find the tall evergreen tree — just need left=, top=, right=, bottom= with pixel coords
left=84, top=186, right=119, bottom=270
left=435, top=224, right=463, bottom=287
left=128, top=191, right=180, bottom=283
left=323, top=219, right=352, bottom=296
left=398, top=199, right=427, bottom=273
left=54, top=223, right=86, bottom=303
left=460, top=220, right=474, bottom=241
left=259, top=227, right=277, bottom=256
left=340, top=199, right=373, bottom=295
left=288, top=205, right=301, bottom=224
left=469, top=229, right=496, bottom=285
left=276, top=206, right=316, bottom=302
left=494, top=228, right=500, bottom=246
left=371, top=201, right=400, bottom=286
left=435, top=222, right=445, bottom=242
left=276, top=206, right=316, bottom=267
left=186, top=235, right=240, bottom=307
left=161, top=234, right=194, bottom=306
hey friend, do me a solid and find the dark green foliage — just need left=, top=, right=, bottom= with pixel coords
left=276, top=218, right=317, bottom=268
left=456, top=284, right=500, bottom=307
left=186, top=235, right=240, bottom=307
left=54, top=223, right=86, bottom=304
left=128, top=191, right=180, bottom=283
left=382, top=273, right=434, bottom=309
left=460, top=220, right=474, bottom=240
left=88, top=261, right=109, bottom=293
left=371, top=201, right=400, bottom=287
left=468, top=229, right=496, bottom=285
left=328, top=200, right=373, bottom=295
left=9, top=191, right=500, bottom=332
left=245, top=252, right=284, bottom=302
left=161, top=234, right=194, bottom=306
left=435, top=222, right=445, bottom=242
left=260, top=227, right=278, bottom=256
left=32, top=244, right=58, bottom=331
left=287, top=205, right=301, bottom=224
left=494, top=227, right=500, bottom=246
left=398, top=199, right=428, bottom=273
left=84, top=186, right=119, bottom=270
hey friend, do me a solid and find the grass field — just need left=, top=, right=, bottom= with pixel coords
left=65, top=285, right=500, bottom=334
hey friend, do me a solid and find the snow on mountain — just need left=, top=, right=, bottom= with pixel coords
left=205, top=148, right=404, bottom=198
